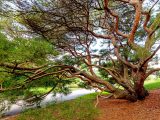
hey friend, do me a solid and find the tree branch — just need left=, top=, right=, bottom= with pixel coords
left=128, top=1, right=142, bottom=43
left=146, top=68, right=160, bottom=78
left=141, top=45, right=160, bottom=68
left=0, top=62, right=47, bottom=71
left=104, top=0, right=128, bottom=38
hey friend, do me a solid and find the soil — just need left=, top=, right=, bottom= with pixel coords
left=96, top=89, right=160, bottom=120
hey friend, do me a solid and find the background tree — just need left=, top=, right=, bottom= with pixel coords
left=1, top=0, right=160, bottom=102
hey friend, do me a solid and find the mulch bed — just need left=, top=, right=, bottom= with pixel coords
left=96, top=89, right=160, bottom=120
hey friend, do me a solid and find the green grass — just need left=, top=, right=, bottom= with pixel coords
left=144, top=78, right=160, bottom=90
left=16, top=93, right=99, bottom=120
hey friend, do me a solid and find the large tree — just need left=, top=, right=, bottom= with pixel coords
left=1, top=0, right=160, bottom=102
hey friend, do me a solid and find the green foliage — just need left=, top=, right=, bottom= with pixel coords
left=0, top=33, right=63, bottom=101
left=135, top=47, right=150, bottom=59
left=61, top=55, right=83, bottom=66
left=150, top=13, right=160, bottom=31
left=98, top=62, right=116, bottom=84
left=0, top=33, right=13, bottom=61
left=0, top=35, right=58, bottom=64
left=78, top=81, right=92, bottom=89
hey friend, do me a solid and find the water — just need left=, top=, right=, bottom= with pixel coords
left=2, top=89, right=96, bottom=116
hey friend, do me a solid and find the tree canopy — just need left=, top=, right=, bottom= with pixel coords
left=0, top=0, right=160, bottom=102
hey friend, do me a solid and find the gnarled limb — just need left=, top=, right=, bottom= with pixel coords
left=104, top=0, right=128, bottom=38
left=141, top=45, right=160, bottom=69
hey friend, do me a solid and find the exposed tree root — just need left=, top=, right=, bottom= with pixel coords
left=95, top=91, right=113, bottom=107
left=112, top=90, right=138, bottom=102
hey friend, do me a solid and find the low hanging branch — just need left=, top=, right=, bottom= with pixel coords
left=0, top=62, right=47, bottom=71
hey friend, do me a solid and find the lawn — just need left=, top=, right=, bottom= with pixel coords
left=144, top=78, right=160, bottom=90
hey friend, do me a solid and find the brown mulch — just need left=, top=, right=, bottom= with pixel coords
left=0, top=115, right=18, bottom=120
left=96, top=89, right=160, bottom=120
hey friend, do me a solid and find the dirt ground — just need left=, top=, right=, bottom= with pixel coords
left=96, top=89, right=160, bottom=120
